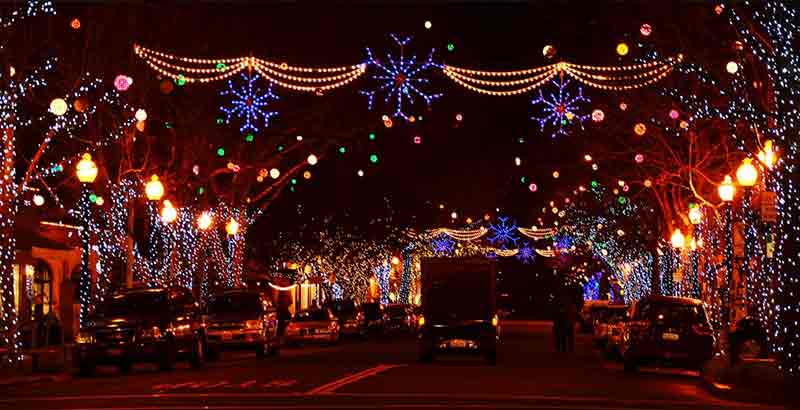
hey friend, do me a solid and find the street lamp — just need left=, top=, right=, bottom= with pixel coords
left=718, top=175, right=735, bottom=202
left=670, top=228, right=685, bottom=249
left=75, top=153, right=97, bottom=329
left=197, top=211, right=213, bottom=230
left=757, top=140, right=777, bottom=169
left=736, top=158, right=758, bottom=187
left=226, top=218, right=240, bottom=236
left=145, top=175, right=164, bottom=201
left=160, top=200, right=177, bottom=224
left=688, top=205, right=703, bottom=225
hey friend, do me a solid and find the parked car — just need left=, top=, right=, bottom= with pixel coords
left=284, top=308, right=341, bottom=345
left=579, top=300, right=610, bottom=333
left=620, top=296, right=714, bottom=372
left=75, top=287, right=206, bottom=375
left=326, top=300, right=367, bottom=339
left=592, top=304, right=629, bottom=350
left=361, top=302, right=387, bottom=334
left=384, top=304, right=414, bottom=333
left=604, top=315, right=628, bottom=358
left=205, top=289, right=280, bottom=359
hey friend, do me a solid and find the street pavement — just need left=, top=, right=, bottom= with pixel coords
left=0, top=321, right=781, bottom=410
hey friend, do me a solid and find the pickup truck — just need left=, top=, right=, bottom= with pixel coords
left=417, top=257, right=499, bottom=364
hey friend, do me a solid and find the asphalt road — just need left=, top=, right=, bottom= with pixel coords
left=1, top=321, right=780, bottom=410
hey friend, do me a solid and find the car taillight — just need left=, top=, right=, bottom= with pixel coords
left=692, top=324, right=713, bottom=335
left=418, top=315, right=425, bottom=327
left=329, top=321, right=338, bottom=330
left=492, top=314, right=499, bottom=327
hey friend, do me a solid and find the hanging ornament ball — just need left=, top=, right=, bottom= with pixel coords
left=245, top=134, right=254, bottom=142
left=357, top=169, right=365, bottom=177
left=369, top=153, right=379, bottom=164
left=192, top=164, right=200, bottom=175
left=529, top=183, right=538, bottom=192
left=338, top=146, right=347, bottom=154
left=175, top=74, right=186, bottom=86
left=159, top=79, right=174, bottom=94
left=95, top=197, right=105, bottom=206
left=424, top=20, right=432, bottom=29
left=383, top=118, right=393, bottom=128
left=381, top=115, right=389, bottom=122
left=70, top=18, right=81, bottom=30
left=639, top=23, right=652, bottom=36
left=669, top=109, right=679, bottom=120
left=303, top=170, right=312, bottom=179
left=455, top=113, right=463, bottom=122
left=135, top=121, right=146, bottom=132
left=619, top=102, right=628, bottom=111
left=269, top=168, right=280, bottom=179
left=227, top=162, right=235, bottom=170
left=49, top=98, right=68, bottom=116
left=413, top=136, right=422, bottom=144
left=552, top=171, right=560, bottom=179
left=591, top=109, right=605, bottom=122
left=613, top=188, right=620, bottom=195
left=114, top=75, right=132, bottom=91
left=584, top=154, right=592, bottom=162
left=447, top=42, right=455, bottom=52
left=73, top=97, right=88, bottom=113
left=635, top=153, right=645, bottom=163
left=256, top=176, right=264, bottom=183
left=644, top=179, right=652, bottom=187
left=726, top=61, right=739, bottom=74
left=307, top=154, right=318, bottom=166
left=634, top=123, right=647, bottom=136
left=135, top=108, right=147, bottom=122
left=542, top=45, right=556, bottom=59
left=408, top=116, right=416, bottom=123
left=623, top=185, right=630, bottom=192
left=592, top=163, right=599, bottom=171
left=368, top=132, right=377, bottom=141
left=32, top=194, right=45, bottom=206
left=616, top=42, right=629, bottom=56
left=296, top=135, right=303, bottom=141
left=680, top=120, right=689, bottom=129
left=217, top=147, right=225, bottom=157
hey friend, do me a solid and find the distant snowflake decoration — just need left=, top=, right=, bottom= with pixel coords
left=516, top=242, right=535, bottom=264
left=488, top=217, right=519, bottom=249
left=530, top=77, right=590, bottom=138
left=360, top=34, right=443, bottom=121
left=219, top=73, right=279, bottom=134
left=431, top=233, right=455, bottom=256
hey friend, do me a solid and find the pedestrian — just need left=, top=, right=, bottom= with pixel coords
left=562, top=290, right=578, bottom=353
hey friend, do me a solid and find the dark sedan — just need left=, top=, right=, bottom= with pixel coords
left=205, top=290, right=280, bottom=359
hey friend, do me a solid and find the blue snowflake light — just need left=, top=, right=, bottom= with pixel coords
left=219, top=73, right=279, bottom=134
left=361, top=34, right=443, bottom=121
left=431, top=233, right=455, bottom=256
left=516, top=242, right=535, bottom=264
left=530, top=78, right=590, bottom=138
left=488, top=217, right=519, bottom=248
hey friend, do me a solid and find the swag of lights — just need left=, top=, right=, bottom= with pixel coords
left=134, top=44, right=681, bottom=96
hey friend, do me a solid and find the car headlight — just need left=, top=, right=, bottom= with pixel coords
left=141, top=326, right=162, bottom=339
left=76, top=331, right=94, bottom=344
left=245, top=320, right=262, bottom=330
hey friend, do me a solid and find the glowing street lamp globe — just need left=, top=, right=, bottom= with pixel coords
left=757, top=140, right=777, bottom=169
left=736, top=158, right=758, bottom=187
left=145, top=175, right=165, bottom=201
left=226, top=218, right=240, bottom=236
left=671, top=229, right=686, bottom=249
left=688, top=205, right=703, bottom=225
left=75, top=153, right=98, bottom=183
left=197, top=212, right=213, bottom=230
left=160, top=200, right=177, bottom=224
left=307, top=154, right=318, bottom=166
left=718, top=175, right=735, bottom=202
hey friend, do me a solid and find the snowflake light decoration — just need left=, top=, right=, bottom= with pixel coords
left=219, top=73, right=279, bottom=134
left=488, top=216, right=519, bottom=248
left=531, top=77, right=590, bottom=138
left=361, top=34, right=443, bottom=121
left=516, top=242, right=535, bottom=264
left=431, top=233, right=455, bottom=256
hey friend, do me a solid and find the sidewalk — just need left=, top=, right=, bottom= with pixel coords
left=702, top=355, right=795, bottom=406
left=0, top=346, right=73, bottom=386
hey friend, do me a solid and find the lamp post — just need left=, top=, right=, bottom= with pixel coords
left=719, top=175, right=735, bottom=334
left=736, top=158, right=759, bottom=317
left=75, top=153, right=97, bottom=328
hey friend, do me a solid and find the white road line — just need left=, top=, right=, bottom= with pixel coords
left=305, top=364, right=404, bottom=395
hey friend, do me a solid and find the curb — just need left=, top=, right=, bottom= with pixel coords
left=0, top=374, right=68, bottom=387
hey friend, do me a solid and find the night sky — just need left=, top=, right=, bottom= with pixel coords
left=11, top=1, right=719, bottom=235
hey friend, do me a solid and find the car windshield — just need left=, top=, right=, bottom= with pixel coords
left=294, top=310, right=329, bottom=321
left=207, top=293, right=261, bottom=315
left=329, top=301, right=356, bottom=314
left=100, top=291, right=168, bottom=317
left=637, top=301, right=706, bottom=324
left=387, top=305, right=406, bottom=316
left=362, top=304, right=382, bottom=318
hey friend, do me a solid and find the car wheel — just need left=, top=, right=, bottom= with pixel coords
left=256, top=341, right=268, bottom=359
left=159, top=339, right=177, bottom=371
left=206, top=347, right=219, bottom=362
left=190, top=336, right=206, bottom=368
left=485, top=350, right=497, bottom=365
left=623, top=357, right=638, bottom=373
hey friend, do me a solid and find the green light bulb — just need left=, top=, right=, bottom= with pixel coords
left=447, top=43, right=455, bottom=52
left=369, top=154, right=379, bottom=164
left=591, top=180, right=599, bottom=188
left=217, top=148, right=225, bottom=157
left=369, top=133, right=376, bottom=141
left=89, top=194, right=97, bottom=203
left=339, top=146, right=346, bottom=154
left=245, top=134, right=254, bottom=142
